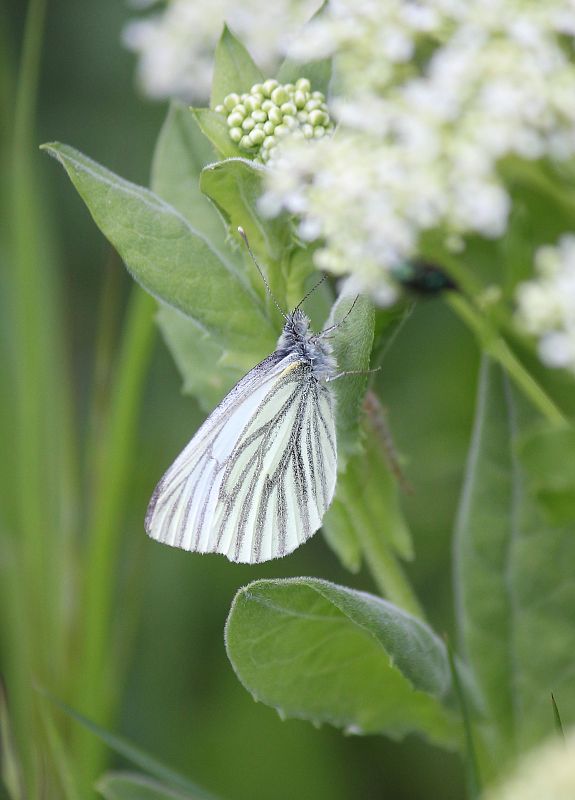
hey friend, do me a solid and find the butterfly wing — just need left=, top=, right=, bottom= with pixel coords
left=145, top=352, right=337, bottom=563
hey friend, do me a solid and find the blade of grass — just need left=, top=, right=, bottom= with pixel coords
left=72, top=287, right=156, bottom=794
left=4, top=0, right=80, bottom=795
left=47, top=695, right=221, bottom=800
left=550, top=694, right=565, bottom=743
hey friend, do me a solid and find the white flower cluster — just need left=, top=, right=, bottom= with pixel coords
left=123, top=0, right=321, bottom=101
left=515, top=235, right=575, bottom=373
left=216, top=79, right=332, bottom=162
left=262, top=0, right=575, bottom=302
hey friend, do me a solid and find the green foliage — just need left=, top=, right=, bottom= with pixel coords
left=225, top=578, right=460, bottom=746
left=199, top=158, right=288, bottom=281
left=8, top=10, right=574, bottom=800
left=454, top=358, right=575, bottom=769
left=49, top=698, right=218, bottom=800
left=210, top=25, right=264, bottom=109
left=41, top=142, right=275, bottom=372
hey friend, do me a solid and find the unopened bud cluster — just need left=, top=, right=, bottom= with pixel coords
left=215, top=78, right=333, bottom=162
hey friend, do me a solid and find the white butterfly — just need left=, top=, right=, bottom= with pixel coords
left=145, top=228, right=355, bottom=563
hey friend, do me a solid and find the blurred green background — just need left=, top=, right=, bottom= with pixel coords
left=2, top=2, right=480, bottom=797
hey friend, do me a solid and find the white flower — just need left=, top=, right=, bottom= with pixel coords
left=123, top=0, right=322, bottom=101
left=515, top=235, right=575, bottom=373
left=263, top=0, right=575, bottom=302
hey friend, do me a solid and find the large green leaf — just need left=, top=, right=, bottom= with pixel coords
left=210, top=25, right=264, bottom=109
left=149, top=105, right=246, bottom=407
left=150, top=102, right=223, bottom=251
left=96, top=772, right=210, bottom=800
left=516, top=424, right=575, bottom=525
left=42, top=142, right=276, bottom=371
left=225, top=578, right=460, bottom=748
left=454, top=357, right=575, bottom=767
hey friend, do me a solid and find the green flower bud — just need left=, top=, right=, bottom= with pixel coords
left=224, top=93, right=240, bottom=110
left=294, top=90, right=307, bottom=109
left=249, top=128, right=266, bottom=146
left=239, top=134, right=254, bottom=150
left=308, top=109, right=326, bottom=127
left=271, top=86, right=289, bottom=105
left=268, top=106, right=282, bottom=125
left=227, top=111, right=244, bottom=128
left=244, top=96, right=261, bottom=112
left=220, top=76, right=333, bottom=159
left=262, top=79, right=279, bottom=97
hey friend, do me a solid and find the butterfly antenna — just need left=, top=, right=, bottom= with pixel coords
left=315, top=295, right=359, bottom=339
left=238, top=227, right=287, bottom=320
left=294, top=274, right=328, bottom=312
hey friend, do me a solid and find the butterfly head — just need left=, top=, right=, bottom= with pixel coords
left=277, top=309, right=336, bottom=381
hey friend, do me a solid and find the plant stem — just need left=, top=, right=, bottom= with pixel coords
left=447, top=293, right=567, bottom=427
left=72, top=287, right=156, bottom=794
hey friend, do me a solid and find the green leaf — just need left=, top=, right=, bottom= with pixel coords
left=41, top=142, right=276, bottom=371
left=45, top=697, right=218, bottom=800
left=276, top=2, right=332, bottom=96
left=225, top=578, right=460, bottom=748
left=151, top=102, right=224, bottom=249
left=0, top=679, right=24, bottom=800
left=324, top=404, right=421, bottom=617
left=190, top=109, right=242, bottom=159
left=454, top=357, right=575, bottom=767
left=200, top=158, right=289, bottom=271
left=328, top=293, right=375, bottom=462
left=155, top=304, right=242, bottom=411
left=517, top=425, right=575, bottom=525
left=96, top=772, right=209, bottom=800
left=149, top=104, right=245, bottom=407
left=211, top=25, right=264, bottom=109
left=321, top=497, right=362, bottom=573
left=323, top=397, right=414, bottom=571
